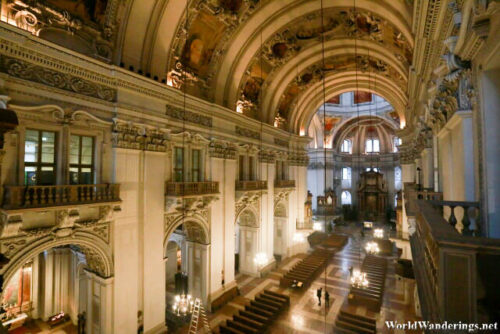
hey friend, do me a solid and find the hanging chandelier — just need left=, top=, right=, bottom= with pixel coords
left=365, top=241, right=380, bottom=254
left=373, top=228, right=384, bottom=239
left=172, top=294, right=194, bottom=316
left=350, top=270, right=369, bottom=288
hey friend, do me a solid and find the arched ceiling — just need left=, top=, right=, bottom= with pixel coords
left=6, top=0, right=413, bottom=135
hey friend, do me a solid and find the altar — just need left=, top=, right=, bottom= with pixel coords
left=357, top=170, right=387, bottom=220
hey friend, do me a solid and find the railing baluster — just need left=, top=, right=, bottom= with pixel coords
left=448, top=205, right=457, bottom=229
left=462, top=205, right=472, bottom=236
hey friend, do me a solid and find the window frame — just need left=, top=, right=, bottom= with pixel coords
left=341, top=139, right=352, bottom=153
left=191, top=149, right=201, bottom=182
left=365, top=138, right=380, bottom=153
left=69, top=134, right=95, bottom=185
left=24, top=129, right=57, bottom=186
left=174, top=147, right=185, bottom=182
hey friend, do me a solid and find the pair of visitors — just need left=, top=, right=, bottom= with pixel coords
left=316, top=288, right=330, bottom=307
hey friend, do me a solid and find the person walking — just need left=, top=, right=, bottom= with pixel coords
left=349, top=266, right=353, bottom=277
left=325, top=290, right=330, bottom=308
left=316, top=287, right=322, bottom=306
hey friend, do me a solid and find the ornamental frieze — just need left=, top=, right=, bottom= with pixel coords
left=209, top=139, right=237, bottom=160
left=0, top=55, right=117, bottom=102
left=165, top=105, right=213, bottom=128
left=274, top=138, right=288, bottom=147
left=235, top=126, right=261, bottom=140
left=112, top=121, right=168, bottom=152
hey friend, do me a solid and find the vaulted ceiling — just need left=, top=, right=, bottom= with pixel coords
left=118, top=0, right=413, bottom=134
left=1, top=0, right=414, bottom=134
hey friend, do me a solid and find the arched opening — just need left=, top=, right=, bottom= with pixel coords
left=0, top=241, right=112, bottom=333
left=273, top=202, right=288, bottom=262
left=164, top=219, right=209, bottom=307
left=235, top=209, right=259, bottom=276
left=341, top=191, right=352, bottom=205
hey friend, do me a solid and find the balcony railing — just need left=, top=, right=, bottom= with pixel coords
left=235, top=180, right=267, bottom=191
left=274, top=180, right=295, bottom=188
left=165, top=182, right=219, bottom=196
left=404, top=183, right=443, bottom=217
left=2, top=184, right=121, bottom=210
left=410, top=199, right=500, bottom=324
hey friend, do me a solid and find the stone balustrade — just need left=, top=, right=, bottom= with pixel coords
left=165, top=181, right=219, bottom=196
left=274, top=180, right=296, bottom=188
left=2, top=184, right=120, bottom=210
left=410, top=199, right=500, bottom=324
left=235, top=180, right=267, bottom=191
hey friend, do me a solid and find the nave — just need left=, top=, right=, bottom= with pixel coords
left=170, top=223, right=420, bottom=334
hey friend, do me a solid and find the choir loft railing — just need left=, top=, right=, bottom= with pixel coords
left=274, top=180, right=295, bottom=188
left=235, top=180, right=267, bottom=191
left=404, top=182, right=500, bottom=325
left=2, top=184, right=121, bottom=210
left=165, top=182, right=219, bottom=196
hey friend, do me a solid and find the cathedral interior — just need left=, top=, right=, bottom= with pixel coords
left=0, top=0, right=498, bottom=333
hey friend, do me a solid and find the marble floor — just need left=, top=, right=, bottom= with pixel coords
left=8, top=319, right=77, bottom=334
left=174, top=223, right=422, bottom=333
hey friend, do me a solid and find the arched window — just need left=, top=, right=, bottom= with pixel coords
left=341, top=191, right=352, bottom=205
left=366, top=139, right=380, bottom=153
left=341, top=139, right=352, bottom=153
left=393, top=136, right=402, bottom=152
left=341, top=167, right=351, bottom=188
left=394, top=166, right=402, bottom=191
left=366, top=167, right=379, bottom=172
left=394, top=194, right=398, bottom=207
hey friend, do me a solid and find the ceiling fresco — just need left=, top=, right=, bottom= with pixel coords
left=1, top=0, right=413, bottom=133
left=268, top=54, right=406, bottom=128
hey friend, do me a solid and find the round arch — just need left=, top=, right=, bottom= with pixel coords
left=163, top=214, right=210, bottom=257
left=0, top=231, right=113, bottom=295
left=214, top=0, right=413, bottom=105
left=290, top=72, right=407, bottom=133
left=235, top=207, right=259, bottom=228
left=261, top=39, right=408, bottom=123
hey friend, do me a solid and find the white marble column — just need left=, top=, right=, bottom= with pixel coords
left=401, top=162, right=415, bottom=234
left=31, top=254, right=40, bottom=319
left=42, top=249, right=54, bottom=321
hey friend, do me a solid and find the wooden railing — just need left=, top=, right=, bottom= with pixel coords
left=409, top=199, right=500, bottom=324
left=165, top=182, right=219, bottom=196
left=404, top=182, right=443, bottom=217
left=274, top=180, right=295, bottom=188
left=235, top=180, right=267, bottom=191
left=2, top=184, right=120, bottom=210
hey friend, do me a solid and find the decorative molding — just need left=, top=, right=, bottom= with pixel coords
left=235, top=125, right=260, bottom=140
left=0, top=55, right=117, bottom=102
left=165, top=105, right=213, bottom=128
left=209, top=139, right=237, bottom=160
left=4, top=0, right=119, bottom=62
left=112, top=119, right=169, bottom=152
left=274, top=138, right=288, bottom=147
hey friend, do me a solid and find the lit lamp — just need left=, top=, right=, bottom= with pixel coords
left=363, top=221, right=373, bottom=229
left=172, top=294, right=194, bottom=316
left=253, top=252, right=268, bottom=268
left=350, top=270, right=369, bottom=288
left=313, top=222, right=323, bottom=231
left=293, top=233, right=305, bottom=243
left=373, top=228, right=384, bottom=239
left=365, top=242, right=380, bottom=255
